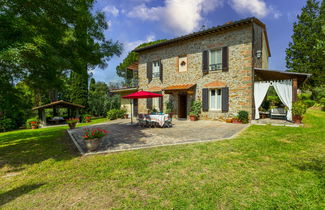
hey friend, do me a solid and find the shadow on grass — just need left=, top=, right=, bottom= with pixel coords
left=0, top=183, right=45, bottom=206
left=0, top=127, right=79, bottom=169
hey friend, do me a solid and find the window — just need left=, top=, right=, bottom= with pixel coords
left=152, top=97, right=160, bottom=111
left=209, top=49, right=222, bottom=70
left=178, top=55, right=187, bottom=72
left=209, top=89, right=222, bottom=110
left=152, top=61, right=160, bottom=77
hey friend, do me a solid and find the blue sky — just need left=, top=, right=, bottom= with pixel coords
left=92, top=0, right=307, bottom=83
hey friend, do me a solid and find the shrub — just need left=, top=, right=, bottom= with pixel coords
left=189, top=100, right=202, bottom=116
left=165, top=100, right=174, bottom=113
left=26, top=118, right=39, bottom=128
left=107, top=109, right=126, bottom=120
left=0, top=118, right=16, bottom=132
left=82, top=114, right=92, bottom=122
left=298, top=92, right=312, bottom=100
left=303, top=99, right=316, bottom=108
left=312, top=86, right=325, bottom=101
left=320, top=98, right=325, bottom=106
left=237, top=110, right=249, bottom=123
left=292, top=101, right=307, bottom=116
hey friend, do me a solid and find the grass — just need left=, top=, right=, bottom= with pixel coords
left=0, top=110, right=324, bottom=209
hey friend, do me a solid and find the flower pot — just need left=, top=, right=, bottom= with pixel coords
left=189, top=115, right=198, bottom=121
left=232, top=118, right=241, bottom=124
left=85, top=119, right=91, bottom=123
left=168, top=113, right=173, bottom=118
left=293, top=115, right=303, bottom=124
left=68, top=122, right=77, bottom=129
left=225, top=118, right=233, bottom=123
left=124, top=114, right=129, bottom=119
left=31, top=125, right=38, bottom=129
left=84, top=138, right=101, bottom=151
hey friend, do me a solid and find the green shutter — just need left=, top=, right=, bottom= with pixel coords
left=202, top=88, right=209, bottom=111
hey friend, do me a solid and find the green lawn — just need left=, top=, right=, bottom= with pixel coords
left=0, top=111, right=324, bottom=209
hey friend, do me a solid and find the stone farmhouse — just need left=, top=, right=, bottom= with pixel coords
left=111, top=17, right=309, bottom=121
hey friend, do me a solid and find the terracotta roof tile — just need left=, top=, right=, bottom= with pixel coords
left=127, top=62, right=138, bottom=71
left=204, top=81, right=226, bottom=88
left=146, top=86, right=163, bottom=92
left=163, top=84, right=195, bottom=91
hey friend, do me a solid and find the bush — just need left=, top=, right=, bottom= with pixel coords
left=189, top=100, right=202, bottom=116
left=320, top=98, right=325, bottom=106
left=292, top=101, right=307, bottom=116
left=82, top=114, right=92, bottom=122
left=0, top=118, right=16, bottom=132
left=107, top=109, right=126, bottom=120
left=298, top=92, right=312, bottom=100
left=312, top=86, right=325, bottom=101
left=237, top=110, right=249, bottom=123
left=303, top=99, right=316, bottom=108
left=26, top=118, right=39, bottom=129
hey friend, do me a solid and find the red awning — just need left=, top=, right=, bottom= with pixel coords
left=122, top=91, right=163, bottom=99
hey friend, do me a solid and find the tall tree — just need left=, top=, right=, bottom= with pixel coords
left=286, top=0, right=323, bottom=86
left=70, top=70, right=89, bottom=108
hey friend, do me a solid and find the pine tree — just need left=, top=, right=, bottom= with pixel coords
left=286, top=0, right=323, bottom=86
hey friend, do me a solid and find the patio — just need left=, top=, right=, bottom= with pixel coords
left=67, top=119, right=248, bottom=155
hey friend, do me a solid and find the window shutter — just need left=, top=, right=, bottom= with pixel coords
left=222, top=47, right=229, bottom=72
left=221, top=87, right=229, bottom=112
left=159, top=96, right=163, bottom=112
left=202, top=88, right=209, bottom=112
left=159, top=60, right=163, bottom=82
left=202, top=50, right=209, bottom=74
left=147, top=62, right=152, bottom=83
left=147, top=98, right=152, bottom=110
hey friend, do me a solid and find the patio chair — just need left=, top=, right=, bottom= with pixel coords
left=137, top=114, right=147, bottom=127
left=162, top=115, right=173, bottom=128
left=270, top=108, right=287, bottom=120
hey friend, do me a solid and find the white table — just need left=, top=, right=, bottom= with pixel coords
left=147, top=114, right=169, bottom=127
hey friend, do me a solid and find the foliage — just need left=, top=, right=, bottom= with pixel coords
left=26, top=118, right=39, bottom=128
left=70, top=70, right=89, bottom=109
left=189, top=100, right=202, bottom=116
left=0, top=118, right=16, bottom=132
left=66, top=118, right=79, bottom=124
left=237, top=111, right=249, bottom=123
left=83, top=128, right=108, bottom=140
left=116, top=39, right=166, bottom=83
left=320, top=98, right=325, bottom=107
left=286, top=0, right=324, bottom=86
left=88, top=80, right=110, bottom=116
left=292, top=101, right=307, bottom=116
left=311, top=86, right=325, bottom=101
left=303, top=99, right=316, bottom=108
left=107, top=109, right=126, bottom=120
left=82, top=114, right=92, bottom=122
left=165, top=100, right=174, bottom=113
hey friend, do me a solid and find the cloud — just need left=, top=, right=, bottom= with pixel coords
left=124, top=35, right=156, bottom=53
left=127, top=0, right=223, bottom=35
left=103, top=5, right=119, bottom=17
left=229, top=0, right=281, bottom=19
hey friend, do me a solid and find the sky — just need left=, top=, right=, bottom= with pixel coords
left=92, top=0, right=308, bottom=83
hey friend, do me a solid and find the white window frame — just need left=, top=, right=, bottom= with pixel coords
left=209, top=49, right=222, bottom=71
left=209, top=89, right=222, bottom=111
left=152, top=61, right=160, bottom=78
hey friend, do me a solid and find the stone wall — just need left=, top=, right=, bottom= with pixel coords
left=137, top=25, right=254, bottom=120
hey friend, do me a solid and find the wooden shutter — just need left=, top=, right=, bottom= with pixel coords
left=202, top=50, right=209, bottom=74
left=202, top=88, right=209, bottom=112
left=159, top=60, right=163, bottom=82
left=221, top=87, right=229, bottom=112
left=222, top=47, right=229, bottom=72
left=147, top=62, right=152, bottom=83
left=159, top=95, right=163, bottom=112
left=147, top=98, right=152, bottom=110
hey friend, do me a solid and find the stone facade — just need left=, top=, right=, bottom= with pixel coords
left=136, top=25, right=269, bottom=120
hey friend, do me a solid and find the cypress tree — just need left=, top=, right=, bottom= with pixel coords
left=70, top=68, right=89, bottom=108
left=286, top=0, right=323, bottom=86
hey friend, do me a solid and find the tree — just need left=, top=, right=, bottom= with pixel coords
left=88, top=81, right=110, bottom=116
left=70, top=70, right=89, bottom=108
left=286, top=0, right=323, bottom=86
left=116, top=40, right=167, bottom=83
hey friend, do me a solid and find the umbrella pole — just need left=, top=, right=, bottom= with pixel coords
left=130, top=99, right=133, bottom=125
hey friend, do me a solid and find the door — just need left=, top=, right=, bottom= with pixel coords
left=178, top=94, right=187, bottom=118
left=133, top=99, right=138, bottom=117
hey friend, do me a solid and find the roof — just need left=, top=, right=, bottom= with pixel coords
left=163, top=84, right=195, bottom=91
left=32, top=100, right=85, bottom=110
left=134, top=17, right=269, bottom=55
left=204, top=81, right=226, bottom=88
left=127, top=62, right=138, bottom=71
left=254, top=68, right=311, bottom=85
left=146, top=86, right=163, bottom=92
left=110, top=87, right=138, bottom=93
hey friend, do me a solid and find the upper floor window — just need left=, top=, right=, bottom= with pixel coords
left=209, top=89, right=222, bottom=110
left=178, top=55, right=187, bottom=72
left=152, top=61, right=160, bottom=78
left=209, top=49, right=222, bottom=71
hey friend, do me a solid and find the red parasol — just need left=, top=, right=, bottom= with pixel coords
left=122, top=91, right=163, bottom=99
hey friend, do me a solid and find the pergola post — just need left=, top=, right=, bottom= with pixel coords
left=38, top=109, right=46, bottom=126
left=292, top=78, right=298, bottom=103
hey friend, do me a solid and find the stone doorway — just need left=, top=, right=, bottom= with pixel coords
left=178, top=94, right=187, bottom=118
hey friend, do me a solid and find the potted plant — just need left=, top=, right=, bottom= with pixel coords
left=232, top=117, right=241, bottom=124
left=66, top=118, right=79, bottom=129
left=27, top=118, right=40, bottom=129
left=83, top=114, right=92, bottom=123
left=237, top=110, right=249, bottom=124
left=166, top=101, right=174, bottom=118
left=189, top=100, right=202, bottom=121
left=292, top=101, right=307, bottom=124
left=83, top=128, right=108, bottom=151
left=30, top=120, right=39, bottom=129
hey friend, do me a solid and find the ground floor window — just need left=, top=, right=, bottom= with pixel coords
left=209, top=89, right=222, bottom=110
left=152, top=97, right=160, bottom=112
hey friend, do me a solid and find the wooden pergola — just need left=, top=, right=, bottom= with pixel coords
left=32, top=100, right=85, bottom=125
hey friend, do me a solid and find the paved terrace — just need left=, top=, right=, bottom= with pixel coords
left=68, top=119, right=248, bottom=155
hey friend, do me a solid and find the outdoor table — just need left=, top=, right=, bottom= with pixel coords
left=147, top=114, right=169, bottom=127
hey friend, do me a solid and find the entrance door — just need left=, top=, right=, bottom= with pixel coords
left=133, top=99, right=138, bottom=117
left=178, top=94, right=187, bottom=118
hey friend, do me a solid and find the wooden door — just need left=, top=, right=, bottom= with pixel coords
left=178, top=94, right=187, bottom=118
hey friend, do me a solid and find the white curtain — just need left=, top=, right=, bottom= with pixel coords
left=272, top=80, right=293, bottom=121
left=254, top=81, right=271, bottom=119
